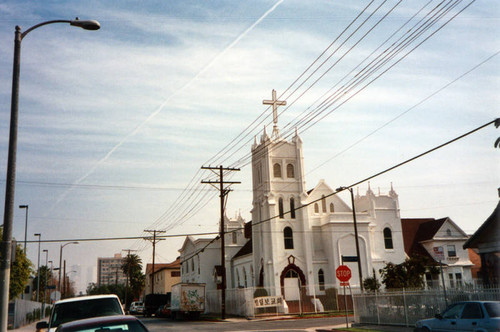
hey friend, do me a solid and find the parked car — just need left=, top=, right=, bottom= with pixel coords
left=129, top=301, right=144, bottom=315
left=54, top=315, right=149, bottom=331
left=154, top=304, right=171, bottom=318
left=36, top=294, right=125, bottom=332
left=144, top=293, right=170, bottom=317
left=414, top=301, right=500, bottom=332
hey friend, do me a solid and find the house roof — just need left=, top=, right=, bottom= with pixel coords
left=146, top=258, right=180, bottom=275
left=232, top=239, right=252, bottom=260
left=463, top=200, right=500, bottom=249
left=401, top=218, right=447, bottom=262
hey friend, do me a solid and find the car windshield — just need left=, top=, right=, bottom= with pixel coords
left=61, top=320, right=147, bottom=332
left=484, top=302, right=500, bottom=318
left=50, top=298, right=123, bottom=328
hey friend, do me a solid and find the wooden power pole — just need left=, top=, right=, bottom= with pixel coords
left=144, top=229, right=165, bottom=295
left=201, top=165, right=240, bottom=320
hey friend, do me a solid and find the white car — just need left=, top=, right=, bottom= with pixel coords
left=35, top=294, right=125, bottom=332
left=129, top=301, right=145, bottom=315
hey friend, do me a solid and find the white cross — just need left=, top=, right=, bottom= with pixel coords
left=263, top=89, right=286, bottom=127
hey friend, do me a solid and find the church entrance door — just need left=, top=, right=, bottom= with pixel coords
left=283, top=270, right=301, bottom=301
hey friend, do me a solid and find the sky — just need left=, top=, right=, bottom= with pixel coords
left=0, top=0, right=498, bottom=293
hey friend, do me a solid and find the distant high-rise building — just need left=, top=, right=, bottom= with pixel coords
left=97, top=253, right=127, bottom=286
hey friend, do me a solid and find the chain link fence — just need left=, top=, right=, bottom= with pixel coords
left=353, top=287, right=500, bottom=327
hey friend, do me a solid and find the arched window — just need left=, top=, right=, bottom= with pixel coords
left=243, top=267, right=247, bottom=287
left=232, top=231, right=237, bottom=244
left=236, top=269, right=240, bottom=287
left=278, top=198, right=284, bottom=219
left=314, top=203, right=319, bottom=213
left=290, top=197, right=296, bottom=219
left=284, top=227, right=294, bottom=249
left=321, top=195, right=327, bottom=213
left=273, top=163, right=281, bottom=178
left=318, top=269, right=325, bottom=291
left=330, top=203, right=335, bottom=213
left=446, top=229, right=452, bottom=236
left=383, top=227, right=393, bottom=249
left=287, top=164, right=295, bottom=178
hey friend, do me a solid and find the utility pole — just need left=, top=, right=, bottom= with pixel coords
left=144, top=229, right=165, bottom=295
left=62, top=260, right=66, bottom=299
left=201, top=165, right=240, bottom=320
left=122, top=249, right=137, bottom=310
left=337, top=186, right=363, bottom=292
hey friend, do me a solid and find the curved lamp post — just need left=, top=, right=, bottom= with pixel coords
left=59, top=242, right=79, bottom=294
left=0, top=18, right=100, bottom=329
left=18, top=204, right=28, bottom=254
left=34, top=233, right=41, bottom=302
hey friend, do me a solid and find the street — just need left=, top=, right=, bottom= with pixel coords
left=142, top=316, right=349, bottom=332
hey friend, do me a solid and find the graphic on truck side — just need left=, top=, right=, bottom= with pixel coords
left=181, top=289, right=204, bottom=311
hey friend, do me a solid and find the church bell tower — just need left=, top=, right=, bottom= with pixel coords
left=251, top=89, right=308, bottom=292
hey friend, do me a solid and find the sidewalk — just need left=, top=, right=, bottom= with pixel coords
left=12, top=319, right=40, bottom=332
left=316, top=323, right=414, bottom=331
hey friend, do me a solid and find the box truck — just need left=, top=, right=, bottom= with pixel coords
left=170, top=283, right=205, bottom=319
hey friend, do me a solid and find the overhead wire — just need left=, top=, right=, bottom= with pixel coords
left=134, top=0, right=477, bottom=249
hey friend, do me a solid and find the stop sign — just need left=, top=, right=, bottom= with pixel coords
left=336, top=265, right=351, bottom=282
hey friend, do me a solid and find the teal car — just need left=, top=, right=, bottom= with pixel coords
left=414, top=301, right=500, bottom=332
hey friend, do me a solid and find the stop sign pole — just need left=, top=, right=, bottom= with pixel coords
left=336, top=265, right=352, bottom=328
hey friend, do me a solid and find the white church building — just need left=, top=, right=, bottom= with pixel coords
left=178, top=91, right=408, bottom=312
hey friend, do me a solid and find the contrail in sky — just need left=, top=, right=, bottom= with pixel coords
left=46, top=0, right=285, bottom=213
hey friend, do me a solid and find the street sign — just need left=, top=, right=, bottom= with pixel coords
left=336, top=265, right=352, bottom=282
left=342, top=255, right=358, bottom=262
left=433, top=246, right=444, bottom=260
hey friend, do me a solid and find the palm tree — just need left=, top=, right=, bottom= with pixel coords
left=121, top=254, right=144, bottom=308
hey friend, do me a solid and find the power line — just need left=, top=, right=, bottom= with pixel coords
left=178, top=118, right=497, bottom=264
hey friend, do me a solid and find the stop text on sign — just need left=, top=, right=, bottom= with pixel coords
left=336, top=265, right=352, bottom=282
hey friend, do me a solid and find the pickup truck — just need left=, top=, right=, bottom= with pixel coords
left=35, top=294, right=125, bottom=332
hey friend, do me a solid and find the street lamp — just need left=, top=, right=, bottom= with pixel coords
left=42, top=249, right=48, bottom=313
left=59, top=242, right=78, bottom=293
left=34, top=233, right=41, bottom=302
left=0, top=18, right=99, bottom=328
left=19, top=205, right=28, bottom=254
left=336, top=186, right=363, bottom=291
left=47, top=260, right=53, bottom=304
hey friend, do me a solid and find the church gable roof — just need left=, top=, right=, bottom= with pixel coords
left=307, top=179, right=334, bottom=198
left=306, top=180, right=351, bottom=212
left=179, top=235, right=214, bottom=253
left=179, top=236, right=196, bottom=253
left=232, top=239, right=252, bottom=260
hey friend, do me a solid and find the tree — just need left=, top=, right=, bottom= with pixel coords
left=379, top=255, right=438, bottom=290
left=121, top=254, right=145, bottom=305
left=0, top=228, right=33, bottom=299
left=363, top=269, right=381, bottom=292
left=32, top=265, right=53, bottom=302
left=87, top=282, right=126, bottom=303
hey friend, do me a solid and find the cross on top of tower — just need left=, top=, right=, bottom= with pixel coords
left=263, top=89, right=286, bottom=137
